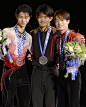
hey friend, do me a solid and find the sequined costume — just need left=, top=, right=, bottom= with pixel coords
left=1, top=26, right=32, bottom=107
left=54, top=29, right=85, bottom=107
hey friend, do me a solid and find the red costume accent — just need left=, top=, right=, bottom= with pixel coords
left=1, top=26, right=32, bottom=92
left=50, top=38, right=53, bottom=58
left=53, top=29, right=85, bottom=54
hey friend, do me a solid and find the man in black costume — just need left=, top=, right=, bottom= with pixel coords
left=29, top=4, right=60, bottom=107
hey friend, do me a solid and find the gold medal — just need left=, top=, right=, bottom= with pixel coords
left=39, top=56, right=48, bottom=65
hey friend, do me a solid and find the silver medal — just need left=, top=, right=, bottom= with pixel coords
left=16, top=58, right=23, bottom=66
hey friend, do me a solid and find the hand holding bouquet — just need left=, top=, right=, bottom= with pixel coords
left=0, top=29, right=13, bottom=63
left=64, top=41, right=86, bottom=80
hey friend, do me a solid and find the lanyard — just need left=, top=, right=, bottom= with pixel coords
left=15, top=25, right=26, bottom=58
left=38, top=26, right=52, bottom=57
left=60, top=29, right=70, bottom=62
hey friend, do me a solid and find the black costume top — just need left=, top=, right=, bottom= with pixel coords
left=30, top=26, right=60, bottom=69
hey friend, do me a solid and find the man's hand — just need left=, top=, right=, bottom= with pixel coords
left=69, top=65, right=76, bottom=73
left=27, top=54, right=32, bottom=61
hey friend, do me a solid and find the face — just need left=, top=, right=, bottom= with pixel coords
left=37, top=12, right=53, bottom=28
left=16, top=12, right=30, bottom=28
left=55, top=16, right=70, bottom=33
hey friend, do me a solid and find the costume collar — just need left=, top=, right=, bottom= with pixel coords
left=61, top=29, right=69, bottom=37
left=39, top=26, right=49, bottom=32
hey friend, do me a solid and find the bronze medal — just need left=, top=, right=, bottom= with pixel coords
left=59, top=61, right=65, bottom=70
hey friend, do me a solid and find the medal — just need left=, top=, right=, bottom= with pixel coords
left=39, top=56, right=48, bottom=65
left=16, top=58, right=23, bottom=66
left=59, top=61, right=65, bottom=70
left=38, top=26, right=51, bottom=65
left=15, top=25, right=26, bottom=66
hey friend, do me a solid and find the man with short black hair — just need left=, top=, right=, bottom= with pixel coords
left=1, top=4, right=32, bottom=107
left=54, top=9, right=85, bottom=107
left=29, top=4, right=60, bottom=107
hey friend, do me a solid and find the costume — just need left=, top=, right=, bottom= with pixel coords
left=30, top=26, right=60, bottom=107
left=1, top=25, right=32, bottom=107
left=55, top=29, right=85, bottom=107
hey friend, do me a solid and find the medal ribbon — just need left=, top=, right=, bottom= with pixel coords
left=38, top=26, right=52, bottom=57
left=15, top=25, right=26, bottom=58
left=60, top=29, right=70, bottom=62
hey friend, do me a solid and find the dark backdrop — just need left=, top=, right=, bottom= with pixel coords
left=0, top=0, right=86, bottom=106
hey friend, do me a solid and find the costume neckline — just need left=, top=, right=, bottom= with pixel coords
left=39, top=26, right=49, bottom=32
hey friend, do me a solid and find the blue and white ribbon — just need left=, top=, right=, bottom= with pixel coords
left=59, top=29, right=70, bottom=62
left=15, top=25, right=26, bottom=58
left=66, top=59, right=80, bottom=80
left=38, top=26, right=51, bottom=57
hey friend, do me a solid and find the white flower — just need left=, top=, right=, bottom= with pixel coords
left=3, top=32, right=7, bottom=38
left=0, top=37, right=2, bottom=41
left=68, top=46, right=74, bottom=53
left=84, top=54, right=86, bottom=58
left=0, top=31, right=2, bottom=36
left=74, top=43, right=82, bottom=53
left=71, top=52, right=75, bottom=56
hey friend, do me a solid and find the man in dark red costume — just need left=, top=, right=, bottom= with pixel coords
left=54, top=9, right=85, bottom=107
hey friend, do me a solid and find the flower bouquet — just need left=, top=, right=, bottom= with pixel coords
left=0, top=29, right=7, bottom=60
left=0, top=29, right=13, bottom=63
left=64, top=41, right=86, bottom=80
left=0, top=29, right=8, bottom=44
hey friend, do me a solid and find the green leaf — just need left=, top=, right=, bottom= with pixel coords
left=64, top=73, right=68, bottom=78
left=1, top=38, right=7, bottom=44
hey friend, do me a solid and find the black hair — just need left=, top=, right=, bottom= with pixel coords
left=35, top=4, right=54, bottom=17
left=54, top=9, right=70, bottom=21
left=15, top=4, right=32, bottom=17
